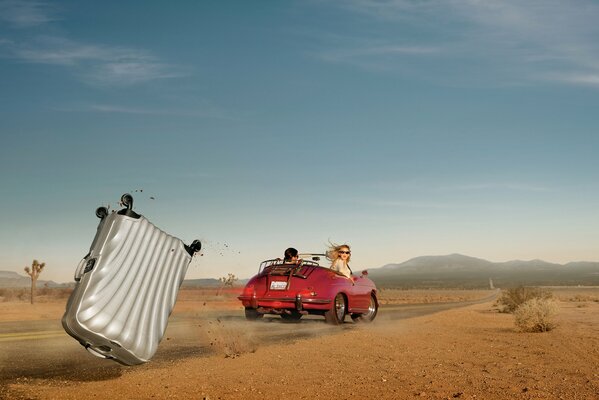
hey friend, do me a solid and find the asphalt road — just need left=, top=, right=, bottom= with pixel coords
left=0, top=293, right=497, bottom=385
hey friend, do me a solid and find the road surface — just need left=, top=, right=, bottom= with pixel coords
left=0, top=293, right=497, bottom=385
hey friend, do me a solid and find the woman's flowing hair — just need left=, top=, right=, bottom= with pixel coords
left=326, top=241, right=351, bottom=264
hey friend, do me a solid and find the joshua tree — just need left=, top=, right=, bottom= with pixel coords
left=217, top=273, right=238, bottom=295
left=24, top=259, right=45, bottom=304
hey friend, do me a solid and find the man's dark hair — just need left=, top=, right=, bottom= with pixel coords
left=284, top=247, right=298, bottom=262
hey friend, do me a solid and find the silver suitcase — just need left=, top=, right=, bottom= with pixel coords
left=62, top=194, right=201, bottom=365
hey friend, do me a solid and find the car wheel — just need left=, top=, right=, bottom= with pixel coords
left=324, top=293, right=346, bottom=325
left=281, top=311, right=302, bottom=322
left=245, top=308, right=263, bottom=320
left=351, top=293, right=378, bottom=323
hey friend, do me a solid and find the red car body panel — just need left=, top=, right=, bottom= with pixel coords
left=238, top=258, right=378, bottom=320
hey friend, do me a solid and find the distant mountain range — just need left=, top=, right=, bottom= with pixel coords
left=0, top=271, right=70, bottom=288
left=2, top=253, right=598, bottom=289
left=367, top=254, right=599, bottom=288
left=0, top=272, right=239, bottom=288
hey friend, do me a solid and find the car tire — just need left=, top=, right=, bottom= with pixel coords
left=281, top=311, right=302, bottom=322
left=245, top=308, right=263, bottom=320
left=351, top=293, right=378, bottom=323
left=324, top=293, right=346, bottom=325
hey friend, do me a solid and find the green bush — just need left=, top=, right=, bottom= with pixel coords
left=498, top=286, right=553, bottom=313
left=514, top=298, right=559, bottom=332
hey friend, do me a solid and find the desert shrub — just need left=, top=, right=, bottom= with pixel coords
left=55, top=287, right=74, bottom=298
left=37, top=286, right=52, bottom=296
left=0, top=288, right=28, bottom=302
left=565, top=294, right=599, bottom=303
left=0, top=287, right=73, bottom=302
left=498, top=286, right=553, bottom=313
left=513, top=298, right=559, bottom=332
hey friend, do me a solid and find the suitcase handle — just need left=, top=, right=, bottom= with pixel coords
left=74, top=256, right=87, bottom=281
left=74, top=253, right=96, bottom=281
left=86, top=344, right=112, bottom=359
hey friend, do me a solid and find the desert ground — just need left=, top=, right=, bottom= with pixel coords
left=0, top=287, right=598, bottom=399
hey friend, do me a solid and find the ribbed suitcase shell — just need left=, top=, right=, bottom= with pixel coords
left=62, top=211, right=192, bottom=365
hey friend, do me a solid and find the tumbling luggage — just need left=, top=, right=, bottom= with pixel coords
left=62, top=194, right=201, bottom=365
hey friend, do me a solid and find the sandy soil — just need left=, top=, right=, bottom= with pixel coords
left=2, top=289, right=598, bottom=399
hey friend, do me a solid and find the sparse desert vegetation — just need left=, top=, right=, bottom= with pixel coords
left=377, top=288, right=493, bottom=305
left=549, top=287, right=599, bottom=303
left=0, top=287, right=72, bottom=302
left=0, top=287, right=29, bottom=302
left=497, top=286, right=561, bottom=332
left=2, top=287, right=598, bottom=399
left=497, top=286, right=553, bottom=313
left=513, top=297, right=559, bottom=332
left=23, top=259, right=46, bottom=304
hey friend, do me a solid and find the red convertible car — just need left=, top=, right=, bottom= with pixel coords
left=238, top=253, right=378, bottom=324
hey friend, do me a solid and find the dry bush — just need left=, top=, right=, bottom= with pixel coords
left=514, top=298, right=559, bottom=332
left=0, top=287, right=72, bottom=302
left=561, top=294, right=599, bottom=303
left=549, top=288, right=599, bottom=302
left=498, top=286, right=553, bottom=313
left=378, top=289, right=492, bottom=305
left=0, top=288, right=28, bottom=302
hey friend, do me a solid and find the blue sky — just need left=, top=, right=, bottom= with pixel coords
left=1, top=0, right=598, bottom=282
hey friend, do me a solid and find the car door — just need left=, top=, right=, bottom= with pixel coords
left=346, top=274, right=372, bottom=311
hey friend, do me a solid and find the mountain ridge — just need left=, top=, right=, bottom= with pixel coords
left=368, top=253, right=599, bottom=288
left=2, top=253, right=598, bottom=288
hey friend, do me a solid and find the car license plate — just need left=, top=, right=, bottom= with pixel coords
left=270, top=281, right=287, bottom=290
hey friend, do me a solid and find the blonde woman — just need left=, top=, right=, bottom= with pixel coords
left=328, top=243, right=352, bottom=278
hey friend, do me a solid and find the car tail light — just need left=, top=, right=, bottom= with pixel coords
left=242, top=285, right=254, bottom=296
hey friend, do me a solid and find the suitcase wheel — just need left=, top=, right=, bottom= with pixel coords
left=96, top=207, right=109, bottom=219
left=190, top=240, right=202, bottom=252
left=117, top=193, right=141, bottom=218
left=121, top=193, right=133, bottom=208
left=185, top=240, right=202, bottom=256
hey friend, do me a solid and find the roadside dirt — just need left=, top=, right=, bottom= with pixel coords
left=1, top=288, right=598, bottom=399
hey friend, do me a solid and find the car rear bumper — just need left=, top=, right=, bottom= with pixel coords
left=238, top=294, right=332, bottom=312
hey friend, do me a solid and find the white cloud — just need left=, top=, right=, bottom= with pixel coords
left=366, top=200, right=454, bottom=209
left=86, top=61, right=188, bottom=86
left=89, top=104, right=168, bottom=115
left=318, top=44, right=439, bottom=63
left=51, top=103, right=230, bottom=120
left=369, top=180, right=553, bottom=193
left=451, top=183, right=551, bottom=192
left=0, top=2, right=188, bottom=87
left=86, top=104, right=227, bottom=119
left=548, top=73, right=599, bottom=88
left=15, top=38, right=119, bottom=65
left=322, top=0, right=599, bottom=88
left=0, top=0, right=56, bottom=28
left=8, top=36, right=189, bottom=86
